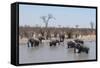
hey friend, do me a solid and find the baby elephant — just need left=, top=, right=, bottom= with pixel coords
left=49, top=40, right=60, bottom=46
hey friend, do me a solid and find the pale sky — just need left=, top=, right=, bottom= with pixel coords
left=19, top=4, right=96, bottom=28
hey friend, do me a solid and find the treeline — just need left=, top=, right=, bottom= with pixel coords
left=19, top=26, right=95, bottom=35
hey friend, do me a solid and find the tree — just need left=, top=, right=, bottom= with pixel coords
left=90, top=22, right=94, bottom=34
left=75, top=25, right=79, bottom=38
left=40, top=14, right=56, bottom=28
left=58, top=25, right=61, bottom=28
left=75, top=25, right=79, bottom=28
left=90, top=22, right=94, bottom=29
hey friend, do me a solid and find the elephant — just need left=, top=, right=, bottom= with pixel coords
left=74, top=39, right=84, bottom=44
left=74, top=43, right=89, bottom=54
left=59, top=34, right=65, bottom=42
left=38, top=36, right=45, bottom=43
left=67, top=41, right=89, bottom=54
left=67, top=41, right=76, bottom=48
left=49, top=39, right=60, bottom=46
left=27, top=38, right=39, bottom=47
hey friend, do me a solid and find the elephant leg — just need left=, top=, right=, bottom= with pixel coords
left=68, top=45, right=69, bottom=48
left=54, top=43, right=56, bottom=46
left=78, top=49, right=81, bottom=53
left=39, top=39, right=41, bottom=44
left=39, top=41, right=41, bottom=44
left=58, top=41, right=60, bottom=45
left=31, top=43, right=33, bottom=47
left=86, top=50, right=88, bottom=54
left=86, top=49, right=89, bottom=54
left=34, top=44, right=37, bottom=47
left=34, top=42, right=37, bottom=47
left=35, top=42, right=39, bottom=47
left=36, top=42, right=39, bottom=47
left=49, top=42, right=52, bottom=46
left=74, top=48, right=76, bottom=53
left=38, top=43, right=39, bottom=46
left=50, top=44, right=52, bottom=46
left=27, top=42, right=30, bottom=47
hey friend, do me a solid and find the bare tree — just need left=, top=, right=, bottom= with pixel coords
left=90, top=22, right=94, bottom=29
left=40, top=14, right=56, bottom=28
left=75, top=25, right=79, bottom=38
left=75, top=25, right=79, bottom=28
left=90, top=22, right=94, bottom=34
left=58, top=25, right=61, bottom=28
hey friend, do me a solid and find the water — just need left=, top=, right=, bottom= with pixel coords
left=19, top=40, right=96, bottom=64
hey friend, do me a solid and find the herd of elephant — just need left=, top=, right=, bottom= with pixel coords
left=27, top=36, right=89, bottom=54
left=27, top=34, right=65, bottom=47
left=67, top=39, right=89, bottom=54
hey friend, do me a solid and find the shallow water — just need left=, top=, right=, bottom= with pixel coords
left=19, top=40, right=96, bottom=64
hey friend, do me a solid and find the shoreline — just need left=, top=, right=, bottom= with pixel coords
left=19, top=35, right=96, bottom=45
